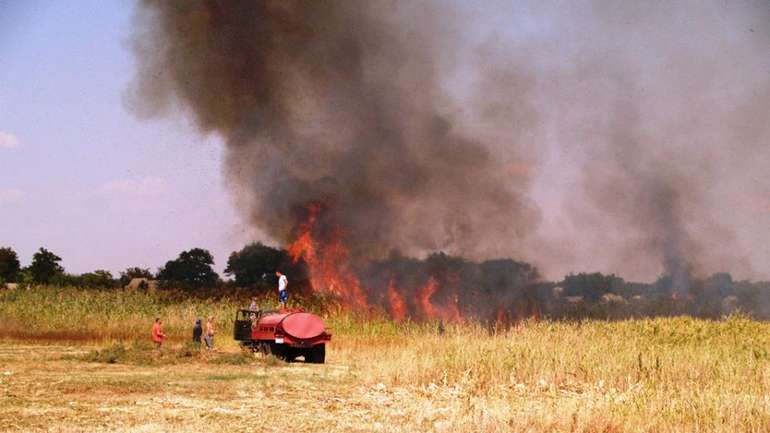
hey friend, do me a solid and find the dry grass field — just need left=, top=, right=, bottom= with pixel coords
left=2, top=287, right=770, bottom=432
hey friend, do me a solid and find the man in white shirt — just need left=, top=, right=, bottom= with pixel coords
left=276, top=271, right=288, bottom=309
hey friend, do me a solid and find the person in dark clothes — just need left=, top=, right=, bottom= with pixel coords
left=192, top=318, right=203, bottom=350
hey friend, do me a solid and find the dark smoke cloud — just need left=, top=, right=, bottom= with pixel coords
left=126, top=0, right=541, bottom=263
left=127, top=0, right=770, bottom=283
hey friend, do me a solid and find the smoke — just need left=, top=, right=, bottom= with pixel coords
left=534, top=0, right=770, bottom=283
left=360, top=251, right=542, bottom=323
left=586, top=95, right=702, bottom=292
left=126, top=0, right=541, bottom=264
left=127, top=0, right=770, bottom=284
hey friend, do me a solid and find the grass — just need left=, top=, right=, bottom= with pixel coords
left=1, top=286, right=769, bottom=432
left=0, top=286, right=395, bottom=344
left=0, top=286, right=251, bottom=344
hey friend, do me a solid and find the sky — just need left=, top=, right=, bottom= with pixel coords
left=0, top=0, right=247, bottom=276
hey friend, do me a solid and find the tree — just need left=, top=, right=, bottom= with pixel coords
left=78, top=270, right=116, bottom=289
left=225, top=242, right=285, bottom=287
left=0, top=247, right=21, bottom=282
left=28, top=248, right=64, bottom=284
left=119, top=267, right=154, bottom=287
left=562, top=272, right=625, bottom=302
left=225, top=242, right=309, bottom=291
left=703, top=272, right=734, bottom=297
left=157, top=248, right=219, bottom=289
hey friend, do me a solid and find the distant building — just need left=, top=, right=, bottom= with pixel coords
left=601, top=293, right=627, bottom=304
left=125, top=278, right=158, bottom=291
left=565, top=296, right=584, bottom=304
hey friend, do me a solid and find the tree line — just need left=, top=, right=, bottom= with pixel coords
left=2, top=244, right=768, bottom=318
left=0, top=243, right=306, bottom=292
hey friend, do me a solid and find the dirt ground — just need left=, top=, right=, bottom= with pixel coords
left=4, top=319, right=770, bottom=433
left=0, top=344, right=476, bottom=433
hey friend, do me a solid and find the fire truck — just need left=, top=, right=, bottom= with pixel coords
left=233, top=308, right=331, bottom=363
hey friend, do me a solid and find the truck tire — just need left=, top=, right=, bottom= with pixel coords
left=306, top=344, right=325, bottom=364
left=269, top=342, right=285, bottom=360
left=258, top=342, right=270, bottom=356
left=282, top=347, right=298, bottom=362
left=240, top=341, right=258, bottom=352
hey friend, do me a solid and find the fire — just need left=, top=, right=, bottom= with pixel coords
left=416, top=277, right=464, bottom=323
left=386, top=278, right=406, bottom=323
left=287, top=203, right=367, bottom=308
left=417, top=277, right=438, bottom=320
left=286, top=203, right=319, bottom=264
left=495, top=306, right=507, bottom=327
left=287, top=203, right=468, bottom=324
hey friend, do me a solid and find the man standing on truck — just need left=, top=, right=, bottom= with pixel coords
left=276, top=271, right=288, bottom=309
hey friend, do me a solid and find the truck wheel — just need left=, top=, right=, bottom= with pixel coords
left=240, top=341, right=257, bottom=352
left=269, top=342, right=286, bottom=360
left=258, top=342, right=270, bottom=356
left=306, top=344, right=325, bottom=364
left=283, top=347, right=298, bottom=362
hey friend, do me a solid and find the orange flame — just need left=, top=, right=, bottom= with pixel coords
left=416, top=277, right=464, bottom=323
left=287, top=203, right=320, bottom=264
left=386, top=278, right=406, bottom=323
left=495, top=306, right=507, bottom=327
left=287, top=204, right=367, bottom=308
left=287, top=203, right=472, bottom=323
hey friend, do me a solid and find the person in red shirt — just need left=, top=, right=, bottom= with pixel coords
left=151, top=317, right=166, bottom=351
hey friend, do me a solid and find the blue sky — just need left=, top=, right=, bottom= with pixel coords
left=0, top=0, right=245, bottom=275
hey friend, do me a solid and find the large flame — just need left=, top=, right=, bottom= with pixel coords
left=416, top=277, right=465, bottom=323
left=386, top=278, right=407, bottom=323
left=287, top=203, right=367, bottom=308
left=288, top=203, right=480, bottom=323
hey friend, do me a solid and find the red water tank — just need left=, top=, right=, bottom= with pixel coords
left=280, top=312, right=326, bottom=340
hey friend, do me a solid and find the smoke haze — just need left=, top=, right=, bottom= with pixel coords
left=127, top=0, right=770, bottom=282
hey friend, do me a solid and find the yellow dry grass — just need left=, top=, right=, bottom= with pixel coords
left=1, top=287, right=770, bottom=432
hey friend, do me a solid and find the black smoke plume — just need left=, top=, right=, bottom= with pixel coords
left=128, top=0, right=770, bottom=293
left=126, top=0, right=540, bottom=264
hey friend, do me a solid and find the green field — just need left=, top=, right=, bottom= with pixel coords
left=1, top=287, right=769, bottom=432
